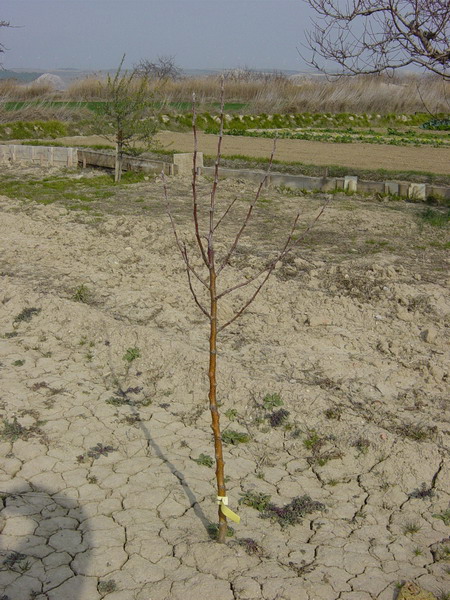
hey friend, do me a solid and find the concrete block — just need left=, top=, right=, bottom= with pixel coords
left=384, top=181, right=400, bottom=196
left=408, top=183, right=426, bottom=201
left=344, top=176, right=358, bottom=192
left=358, top=180, right=384, bottom=194
left=173, top=152, right=203, bottom=176
left=426, top=185, right=450, bottom=203
left=320, top=177, right=338, bottom=191
left=270, top=174, right=322, bottom=191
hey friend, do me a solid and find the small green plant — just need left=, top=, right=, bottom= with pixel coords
left=433, top=509, right=450, bottom=526
left=106, top=395, right=133, bottom=406
left=77, top=443, right=117, bottom=463
left=324, top=406, right=342, bottom=420
left=431, top=540, right=450, bottom=562
left=13, top=307, right=41, bottom=326
left=303, top=430, right=323, bottom=451
left=262, top=393, right=283, bottom=409
left=207, top=522, right=234, bottom=540
left=2, top=552, right=28, bottom=571
left=268, top=408, right=290, bottom=428
left=239, top=490, right=271, bottom=512
left=0, top=417, right=26, bottom=442
left=12, top=359, right=25, bottom=367
left=261, top=495, right=325, bottom=528
left=409, top=482, right=435, bottom=500
left=395, top=423, right=438, bottom=441
left=327, top=479, right=340, bottom=486
left=420, top=207, right=449, bottom=227
left=123, top=347, right=141, bottom=363
left=3, top=331, right=18, bottom=338
left=403, top=521, right=421, bottom=535
left=413, top=547, right=423, bottom=556
left=193, top=453, right=214, bottom=468
left=97, top=580, right=117, bottom=594
left=224, top=408, right=238, bottom=421
left=72, top=284, right=91, bottom=303
left=352, top=437, right=371, bottom=454
left=237, top=537, right=264, bottom=556
left=221, top=430, right=251, bottom=445
left=87, top=475, right=98, bottom=484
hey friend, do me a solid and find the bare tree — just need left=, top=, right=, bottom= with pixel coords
left=222, top=66, right=288, bottom=83
left=133, top=55, right=183, bottom=81
left=164, top=82, right=328, bottom=543
left=304, top=0, right=450, bottom=79
left=92, top=56, right=158, bottom=182
left=0, top=20, right=11, bottom=64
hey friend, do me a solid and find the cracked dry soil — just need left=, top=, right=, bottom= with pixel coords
left=0, top=166, right=449, bottom=600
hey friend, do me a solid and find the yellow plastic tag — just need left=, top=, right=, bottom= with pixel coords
left=217, top=496, right=241, bottom=524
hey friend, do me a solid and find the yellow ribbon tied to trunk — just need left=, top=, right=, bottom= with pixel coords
left=217, top=496, right=240, bottom=524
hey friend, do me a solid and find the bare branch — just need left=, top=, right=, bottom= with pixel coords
left=217, top=138, right=277, bottom=276
left=217, top=198, right=330, bottom=302
left=304, top=0, right=450, bottom=79
left=133, top=55, right=183, bottom=80
left=162, top=171, right=209, bottom=289
left=214, top=196, right=238, bottom=232
left=191, top=93, right=209, bottom=268
left=208, top=77, right=226, bottom=253
left=183, top=243, right=211, bottom=319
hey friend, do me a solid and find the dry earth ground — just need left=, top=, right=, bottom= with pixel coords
left=0, top=165, right=449, bottom=600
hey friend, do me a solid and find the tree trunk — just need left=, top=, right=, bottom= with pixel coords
left=115, top=131, right=124, bottom=183
left=208, top=268, right=227, bottom=543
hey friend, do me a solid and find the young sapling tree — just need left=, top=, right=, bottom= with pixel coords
left=95, top=56, right=158, bottom=182
left=164, top=81, right=328, bottom=543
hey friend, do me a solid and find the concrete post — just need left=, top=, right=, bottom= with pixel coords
left=344, top=176, right=358, bottom=192
left=173, top=152, right=204, bottom=176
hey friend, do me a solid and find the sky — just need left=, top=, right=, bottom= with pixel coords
left=1, top=0, right=316, bottom=72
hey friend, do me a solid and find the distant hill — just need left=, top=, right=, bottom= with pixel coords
left=0, top=69, right=43, bottom=82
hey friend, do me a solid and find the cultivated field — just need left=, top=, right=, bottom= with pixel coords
left=0, top=164, right=449, bottom=599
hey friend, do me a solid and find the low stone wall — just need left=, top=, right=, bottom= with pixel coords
left=1, top=144, right=448, bottom=202
left=77, top=149, right=174, bottom=175
left=200, top=166, right=450, bottom=202
left=0, top=144, right=78, bottom=168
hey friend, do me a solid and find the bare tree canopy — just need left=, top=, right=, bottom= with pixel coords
left=305, top=0, right=450, bottom=79
left=1, top=20, right=10, bottom=61
left=133, top=55, right=183, bottom=80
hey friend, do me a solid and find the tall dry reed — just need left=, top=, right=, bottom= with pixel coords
left=0, top=79, right=57, bottom=101
left=3, top=73, right=449, bottom=114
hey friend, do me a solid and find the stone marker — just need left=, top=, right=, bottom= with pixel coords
left=173, top=152, right=203, bottom=176
left=344, top=175, right=358, bottom=192
left=408, top=183, right=426, bottom=201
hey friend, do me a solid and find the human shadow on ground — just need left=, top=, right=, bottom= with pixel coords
left=0, top=484, right=92, bottom=600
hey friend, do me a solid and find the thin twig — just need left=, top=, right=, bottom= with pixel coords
left=208, top=77, right=225, bottom=250
left=191, top=92, right=209, bottom=267
left=217, top=198, right=330, bottom=301
left=217, top=138, right=277, bottom=275
left=182, top=243, right=211, bottom=319
left=214, top=196, right=238, bottom=232
left=218, top=268, right=274, bottom=332
left=163, top=171, right=209, bottom=288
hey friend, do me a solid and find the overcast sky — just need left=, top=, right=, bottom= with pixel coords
left=2, top=0, right=316, bottom=72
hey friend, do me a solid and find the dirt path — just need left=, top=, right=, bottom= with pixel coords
left=50, top=132, right=450, bottom=175
left=0, top=168, right=449, bottom=600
